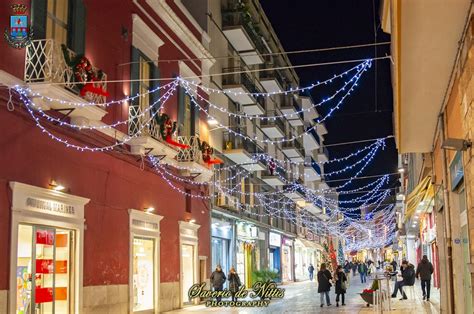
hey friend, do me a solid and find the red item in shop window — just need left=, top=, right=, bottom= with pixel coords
left=36, top=230, right=54, bottom=245
left=56, top=234, right=68, bottom=247
left=35, top=287, right=53, bottom=303
left=35, top=287, right=68, bottom=303
left=35, top=260, right=68, bottom=274
left=362, top=289, right=374, bottom=294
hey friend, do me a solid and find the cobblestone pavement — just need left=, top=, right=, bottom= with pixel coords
left=166, top=272, right=441, bottom=313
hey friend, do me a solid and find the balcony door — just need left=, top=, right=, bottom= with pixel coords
left=46, top=0, right=69, bottom=45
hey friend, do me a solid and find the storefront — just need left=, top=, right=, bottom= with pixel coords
left=9, top=182, right=89, bottom=314
left=281, top=237, right=294, bottom=282
left=179, top=221, right=200, bottom=307
left=211, top=217, right=234, bottom=275
left=235, top=221, right=259, bottom=288
left=268, top=232, right=282, bottom=282
left=294, top=238, right=321, bottom=281
left=129, top=209, right=163, bottom=313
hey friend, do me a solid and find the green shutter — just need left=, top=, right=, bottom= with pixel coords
left=130, top=46, right=140, bottom=107
left=31, top=0, right=47, bottom=40
left=69, top=0, right=86, bottom=54
left=192, top=93, right=199, bottom=136
left=177, top=86, right=185, bottom=131
left=150, top=64, right=160, bottom=121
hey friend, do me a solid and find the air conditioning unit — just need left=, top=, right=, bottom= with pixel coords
left=217, top=194, right=239, bottom=210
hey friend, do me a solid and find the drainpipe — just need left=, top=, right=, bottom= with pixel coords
left=439, top=113, right=455, bottom=313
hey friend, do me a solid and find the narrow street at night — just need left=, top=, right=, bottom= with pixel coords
left=167, top=273, right=440, bottom=313
left=0, top=0, right=473, bottom=313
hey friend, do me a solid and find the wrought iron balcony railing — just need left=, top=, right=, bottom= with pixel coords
left=128, top=106, right=162, bottom=141
left=177, top=136, right=202, bottom=163
left=24, top=39, right=107, bottom=104
left=222, top=10, right=266, bottom=54
left=261, top=110, right=285, bottom=133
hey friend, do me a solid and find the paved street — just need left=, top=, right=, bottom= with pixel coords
left=166, top=273, right=440, bottom=313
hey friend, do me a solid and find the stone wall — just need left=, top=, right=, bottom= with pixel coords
left=160, top=281, right=181, bottom=312
left=83, top=284, right=128, bottom=314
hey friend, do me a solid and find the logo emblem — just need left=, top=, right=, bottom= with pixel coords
left=4, top=4, right=33, bottom=49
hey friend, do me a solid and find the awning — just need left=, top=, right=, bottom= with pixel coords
left=405, top=176, right=434, bottom=219
left=295, top=238, right=324, bottom=251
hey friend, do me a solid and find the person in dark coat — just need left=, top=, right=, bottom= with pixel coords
left=351, top=261, right=357, bottom=276
left=416, top=255, right=434, bottom=301
left=334, top=265, right=347, bottom=307
left=210, top=265, right=226, bottom=302
left=358, top=262, right=368, bottom=283
left=227, top=266, right=241, bottom=301
left=317, top=263, right=333, bottom=307
left=392, top=261, right=416, bottom=300
left=343, top=261, right=351, bottom=280
left=391, top=259, right=398, bottom=271
left=308, top=263, right=315, bottom=281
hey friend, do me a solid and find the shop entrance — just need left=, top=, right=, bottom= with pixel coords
left=132, top=237, right=155, bottom=313
left=16, top=224, right=75, bottom=314
left=181, top=244, right=195, bottom=305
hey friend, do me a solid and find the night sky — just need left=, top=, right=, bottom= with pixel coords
left=260, top=0, right=399, bottom=208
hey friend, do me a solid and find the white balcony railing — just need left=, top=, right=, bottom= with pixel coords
left=24, top=39, right=107, bottom=104
left=128, top=105, right=161, bottom=140
left=177, top=136, right=202, bottom=163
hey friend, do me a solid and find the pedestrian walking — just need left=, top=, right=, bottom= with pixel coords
left=358, top=262, right=368, bottom=283
left=351, top=261, right=357, bottom=276
left=343, top=260, right=351, bottom=282
left=334, top=265, right=347, bottom=307
left=308, top=263, right=315, bottom=281
left=391, top=260, right=416, bottom=300
left=210, top=265, right=226, bottom=302
left=317, top=263, right=333, bottom=307
left=368, top=262, right=376, bottom=278
left=416, top=255, right=434, bottom=301
left=228, top=266, right=241, bottom=301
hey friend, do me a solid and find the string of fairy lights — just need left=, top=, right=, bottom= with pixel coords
left=5, top=57, right=396, bottom=248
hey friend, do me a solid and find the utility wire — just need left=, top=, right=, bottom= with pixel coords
left=118, top=41, right=392, bottom=66
left=29, top=55, right=391, bottom=86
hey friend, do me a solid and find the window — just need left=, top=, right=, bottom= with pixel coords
left=132, top=237, right=155, bottom=312
left=129, top=47, right=159, bottom=138
left=46, top=0, right=69, bottom=44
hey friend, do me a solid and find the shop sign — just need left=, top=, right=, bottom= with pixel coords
left=26, top=197, right=75, bottom=216
left=283, top=238, right=293, bottom=246
left=450, top=151, right=464, bottom=191
left=434, top=185, right=444, bottom=212
left=237, top=222, right=258, bottom=239
left=269, top=232, right=281, bottom=247
left=258, top=229, right=266, bottom=240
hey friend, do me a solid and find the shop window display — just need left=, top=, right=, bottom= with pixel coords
left=16, top=224, right=73, bottom=314
left=132, top=237, right=155, bottom=312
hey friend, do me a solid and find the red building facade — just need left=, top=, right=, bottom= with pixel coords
left=0, top=0, right=215, bottom=312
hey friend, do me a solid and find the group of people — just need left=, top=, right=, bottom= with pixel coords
left=210, top=265, right=242, bottom=302
left=316, top=255, right=435, bottom=307
left=391, top=255, right=434, bottom=301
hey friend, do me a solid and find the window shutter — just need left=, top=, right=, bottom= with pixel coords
left=130, top=46, right=140, bottom=108
left=192, top=93, right=200, bottom=136
left=31, top=0, right=47, bottom=40
left=177, top=86, right=185, bottom=132
left=150, top=64, right=160, bottom=121
left=69, top=0, right=86, bottom=54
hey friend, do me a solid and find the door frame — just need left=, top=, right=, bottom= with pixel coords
left=9, top=181, right=89, bottom=314
left=178, top=221, right=200, bottom=307
left=128, top=209, right=163, bottom=314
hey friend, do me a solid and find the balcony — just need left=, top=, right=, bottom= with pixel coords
left=304, top=202, right=323, bottom=215
left=284, top=183, right=306, bottom=202
left=222, top=68, right=265, bottom=115
left=24, top=39, right=107, bottom=124
left=316, top=147, right=329, bottom=163
left=260, top=159, right=287, bottom=186
left=281, top=138, right=304, bottom=162
left=127, top=106, right=179, bottom=162
left=300, top=96, right=319, bottom=121
left=279, top=96, right=304, bottom=127
left=303, top=128, right=320, bottom=153
left=221, top=10, right=265, bottom=65
left=304, top=157, right=321, bottom=182
left=259, top=68, right=285, bottom=93
left=316, top=123, right=328, bottom=136
left=223, top=132, right=266, bottom=172
left=176, top=136, right=213, bottom=182
left=260, top=111, right=285, bottom=138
